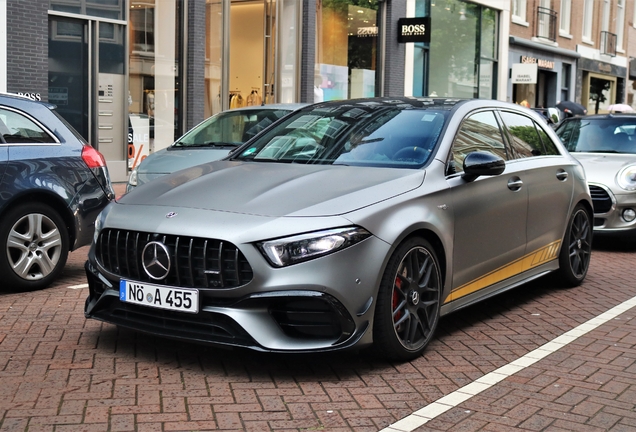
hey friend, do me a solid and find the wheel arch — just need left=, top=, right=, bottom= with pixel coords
left=0, top=191, right=76, bottom=248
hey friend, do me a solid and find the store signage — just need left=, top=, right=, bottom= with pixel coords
left=520, top=55, right=555, bottom=70
left=357, top=26, right=378, bottom=37
left=511, top=63, right=538, bottom=84
left=15, top=92, right=42, bottom=101
left=397, top=17, right=431, bottom=43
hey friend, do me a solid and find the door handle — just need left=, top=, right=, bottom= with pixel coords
left=556, top=170, right=568, bottom=181
left=508, top=177, right=523, bottom=191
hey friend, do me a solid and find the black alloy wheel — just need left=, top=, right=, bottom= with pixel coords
left=374, top=237, right=442, bottom=361
left=557, top=204, right=592, bottom=287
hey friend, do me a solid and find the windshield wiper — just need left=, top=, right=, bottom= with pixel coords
left=173, top=141, right=239, bottom=148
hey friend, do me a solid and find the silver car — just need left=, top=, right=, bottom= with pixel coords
left=555, top=114, right=636, bottom=237
left=85, top=98, right=593, bottom=360
left=126, top=104, right=305, bottom=192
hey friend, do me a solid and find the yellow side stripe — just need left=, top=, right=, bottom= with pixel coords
left=444, top=240, right=562, bottom=304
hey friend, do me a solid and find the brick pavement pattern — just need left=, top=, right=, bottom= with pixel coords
left=1, top=187, right=635, bottom=431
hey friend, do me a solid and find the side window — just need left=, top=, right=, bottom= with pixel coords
left=536, top=124, right=560, bottom=155
left=0, top=108, right=55, bottom=144
left=555, top=119, right=577, bottom=150
left=499, top=111, right=545, bottom=158
left=449, top=111, right=507, bottom=174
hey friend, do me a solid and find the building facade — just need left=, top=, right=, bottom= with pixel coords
left=508, top=0, right=629, bottom=114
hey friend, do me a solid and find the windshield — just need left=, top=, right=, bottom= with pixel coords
left=173, top=108, right=292, bottom=148
left=557, top=117, right=636, bottom=153
left=232, top=104, right=447, bottom=167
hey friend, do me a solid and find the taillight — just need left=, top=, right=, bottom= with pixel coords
left=82, top=144, right=107, bottom=168
left=81, top=144, right=115, bottom=200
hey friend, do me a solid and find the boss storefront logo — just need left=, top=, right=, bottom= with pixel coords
left=398, top=17, right=431, bottom=43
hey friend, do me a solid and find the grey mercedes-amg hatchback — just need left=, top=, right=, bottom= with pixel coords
left=85, top=97, right=593, bottom=360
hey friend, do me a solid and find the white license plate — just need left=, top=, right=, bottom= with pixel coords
left=119, top=280, right=199, bottom=313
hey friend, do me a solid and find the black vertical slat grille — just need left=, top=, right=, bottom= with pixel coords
left=588, top=185, right=613, bottom=214
left=96, top=229, right=253, bottom=289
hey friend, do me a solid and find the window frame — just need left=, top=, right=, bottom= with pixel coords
left=559, top=0, right=571, bottom=36
left=0, top=106, right=60, bottom=146
left=582, top=0, right=594, bottom=42
left=512, top=0, right=527, bottom=25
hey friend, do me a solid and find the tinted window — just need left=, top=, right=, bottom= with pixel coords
left=0, top=108, right=55, bottom=144
left=449, top=111, right=507, bottom=174
left=499, top=111, right=545, bottom=158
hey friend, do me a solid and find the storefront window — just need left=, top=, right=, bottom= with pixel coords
left=128, top=0, right=181, bottom=166
left=50, top=0, right=125, bottom=20
left=587, top=75, right=615, bottom=114
left=411, top=0, right=497, bottom=99
left=205, top=0, right=223, bottom=117
left=316, top=0, right=379, bottom=101
left=205, top=0, right=299, bottom=115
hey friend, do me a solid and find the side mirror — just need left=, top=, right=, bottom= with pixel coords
left=462, top=151, right=505, bottom=182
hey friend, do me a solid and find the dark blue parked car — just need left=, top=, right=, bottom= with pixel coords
left=0, top=93, right=114, bottom=291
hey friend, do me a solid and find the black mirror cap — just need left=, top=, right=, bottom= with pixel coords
left=461, top=151, right=506, bottom=182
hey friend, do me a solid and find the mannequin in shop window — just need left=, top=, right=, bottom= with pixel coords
left=146, top=90, right=155, bottom=116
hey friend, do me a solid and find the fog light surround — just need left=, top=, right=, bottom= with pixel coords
left=622, top=208, right=636, bottom=223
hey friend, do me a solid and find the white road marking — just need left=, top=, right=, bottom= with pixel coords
left=381, top=294, right=636, bottom=432
left=67, top=283, right=88, bottom=289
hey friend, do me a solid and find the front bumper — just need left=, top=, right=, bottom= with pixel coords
left=83, top=232, right=389, bottom=352
left=590, top=183, right=636, bottom=235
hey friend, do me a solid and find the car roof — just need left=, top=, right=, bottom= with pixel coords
left=578, top=113, right=636, bottom=120
left=226, top=103, right=308, bottom=112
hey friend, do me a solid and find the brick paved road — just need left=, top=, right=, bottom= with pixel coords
left=1, top=185, right=635, bottom=431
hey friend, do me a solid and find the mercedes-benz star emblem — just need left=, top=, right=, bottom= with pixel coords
left=410, top=290, right=420, bottom=306
left=142, top=241, right=171, bottom=280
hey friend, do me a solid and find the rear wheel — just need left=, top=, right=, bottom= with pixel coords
left=557, top=204, right=592, bottom=287
left=0, top=203, right=69, bottom=291
left=373, top=237, right=442, bottom=361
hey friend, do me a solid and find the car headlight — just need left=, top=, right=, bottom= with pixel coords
left=127, top=167, right=138, bottom=188
left=257, top=227, right=372, bottom=267
left=617, top=165, right=636, bottom=191
left=93, top=211, right=104, bottom=244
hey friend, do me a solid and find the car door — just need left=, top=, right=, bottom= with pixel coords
left=499, top=110, right=574, bottom=255
left=0, top=109, right=10, bottom=186
left=445, top=110, right=528, bottom=304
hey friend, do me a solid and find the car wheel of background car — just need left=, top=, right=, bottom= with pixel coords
left=373, top=237, right=442, bottom=361
left=0, top=202, right=69, bottom=291
left=557, top=204, right=592, bottom=287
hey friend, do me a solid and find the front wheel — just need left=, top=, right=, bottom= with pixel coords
left=373, top=237, right=442, bottom=361
left=0, top=202, right=69, bottom=291
left=557, top=204, right=592, bottom=287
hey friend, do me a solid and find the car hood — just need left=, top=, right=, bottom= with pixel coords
left=137, top=146, right=234, bottom=175
left=120, top=161, right=426, bottom=217
left=573, top=153, right=636, bottom=187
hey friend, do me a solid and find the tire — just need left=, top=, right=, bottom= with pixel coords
left=373, top=237, right=442, bottom=361
left=0, top=202, right=69, bottom=291
left=557, top=204, right=592, bottom=287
